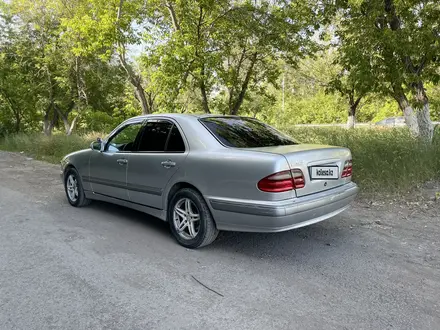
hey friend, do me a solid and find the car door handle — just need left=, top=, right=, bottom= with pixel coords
left=117, top=158, right=128, bottom=165
left=161, top=160, right=176, bottom=168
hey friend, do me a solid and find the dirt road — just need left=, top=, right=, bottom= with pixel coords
left=1, top=151, right=439, bottom=330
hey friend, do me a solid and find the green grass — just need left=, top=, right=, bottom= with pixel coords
left=1, top=128, right=439, bottom=195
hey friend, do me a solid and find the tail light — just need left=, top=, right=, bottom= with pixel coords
left=291, top=169, right=305, bottom=188
left=341, top=159, right=353, bottom=178
left=258, top=169, right=305, bottom=192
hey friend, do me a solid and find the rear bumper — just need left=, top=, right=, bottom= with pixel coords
left=208, top=182, right=359, bottom=232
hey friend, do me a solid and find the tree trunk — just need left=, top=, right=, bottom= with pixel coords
left=199, top=64, right=210, bottom=113
left=417, top=108, right=433, bottom=142
left=44, top=69, right=57, bottom=136
left=43, top=105, right=58, bottom=136
left=399, top=98, right=419, bottom=136
left=121, top=62, right=150, bottom=115
left=132, top=80, right=150, bottom=115
left=14, top=111, right=20, bottom=133
left=412, top=81, right=433, bottom=143
left=147, top=92, right=156, bottom=114
left=67, top=116, right=79, bottom=136
left=55, top=103, right=77, bottom=135
left=200, top=82, right=210, bottom=113
left=122, top=62, right=150, bottom=115
left=60, top=114, right=70, bottom=135
left=393, top=87, right=419, bottom=137
left=347, top=111, right=356, bottom=129
left=43, top=111, right=51, bottom=136
left=59, top=112, right=78, bottom=136
left=166, top=1, right=181, bottom=32
left=347, top=95, right=361, bottom=129
left=116, top=0, right=150, bottom=115
left=385, top=1, right=432, bottom=142
left=230, top=52, right=258, bottom=115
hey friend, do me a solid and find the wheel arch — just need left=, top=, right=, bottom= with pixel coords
left=63, top=164, right=89, bottom=191
left=166, top=181, right=219, bottom=247
left=63, top=164, right=76, bottom=180
left=165, top=182, right=211, bottom=217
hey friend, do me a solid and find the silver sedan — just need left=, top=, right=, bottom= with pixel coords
left=61, top=114, right=359, bottom=248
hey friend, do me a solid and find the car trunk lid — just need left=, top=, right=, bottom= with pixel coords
left=247, top=144, right=352, bottom=197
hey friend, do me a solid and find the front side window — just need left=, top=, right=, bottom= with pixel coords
left=106, top=123, right=143, bottom=152
left=200, top=117, right=296, bottom=148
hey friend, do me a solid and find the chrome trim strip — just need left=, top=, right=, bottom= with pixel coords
left=83, top=176, right=162, bottom=196
left=209, top=200, right=284, bottom=216
left=87, top=191, right=162, bottom=210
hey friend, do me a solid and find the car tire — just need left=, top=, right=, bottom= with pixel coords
left=168, top=188, right=219, bottom=249
left=64, top=168, right=91, bottom=207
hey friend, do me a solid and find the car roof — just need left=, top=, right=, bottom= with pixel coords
left=124, top=113, right=251, bottom=126
left=129, top=113, right=242, bottom=120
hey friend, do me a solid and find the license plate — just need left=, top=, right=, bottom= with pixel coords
left=310, top=166, right=339, bottom=180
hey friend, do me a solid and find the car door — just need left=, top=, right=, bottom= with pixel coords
left=89, top=121, right=144, bottom=201
left=127, top=119, right=188, bottom=209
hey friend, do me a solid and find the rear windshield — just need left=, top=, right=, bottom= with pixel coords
left=200, top=117, right=296, bottom=148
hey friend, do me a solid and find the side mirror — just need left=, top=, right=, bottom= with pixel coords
left=90, top=138, right=103, bottom=152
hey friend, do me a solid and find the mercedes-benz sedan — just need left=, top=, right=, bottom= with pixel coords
left=61, top=114, right=358, bottom=248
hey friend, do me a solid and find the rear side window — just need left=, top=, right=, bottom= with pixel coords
left=137, top=121, right=173, bottom=152
left=166, top=125, right=185, bottom=152
left=200, top=117, right=296, bottom=148
left=136, top=120, right=186, bottom=152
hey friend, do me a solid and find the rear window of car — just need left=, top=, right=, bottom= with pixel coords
left=200, top=117, right=296, bottom=148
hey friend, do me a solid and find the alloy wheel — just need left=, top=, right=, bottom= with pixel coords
left=66, top=174, right=79, bottom=202
left=173, top=198, right=200, bottom=240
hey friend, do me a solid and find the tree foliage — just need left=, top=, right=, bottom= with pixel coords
left=140, top=0, right=327, bottom=115
left=0, top=0, right=439, bottom=140
left=335, top=0, right=440, bottom=140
